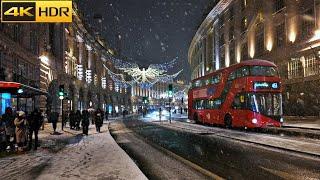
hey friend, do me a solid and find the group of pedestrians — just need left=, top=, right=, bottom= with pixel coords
left=64, top=108, right=105, bottom=135
left=0, top=107, right=44, bottom=153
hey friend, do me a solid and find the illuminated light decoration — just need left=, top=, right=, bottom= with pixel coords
left=77, top=64, right=84, bottom=80
left=101, top=77, right=107, bottom=89
left=103, top=57, right=182, bottom=89
left=86, top=69, right=92, bottom=84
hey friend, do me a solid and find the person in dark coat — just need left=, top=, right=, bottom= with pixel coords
left=0, top=117, right=6, bottom=151
left=105, top=110, right=109, bottom=121
left=28, top=109, right=42, bottom=150
left=81, top=110, right=90, bottom=135
left=2, top=107, right=15, bottom=150
left=50, top=111, right=59, bottom=133
left=75, top=110, right=81, bottom=131
left=95, top=109, right=103, bottom=133
left=69, top=111, right=75, bottom=130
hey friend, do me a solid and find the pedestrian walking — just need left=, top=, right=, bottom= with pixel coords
left=69, top=111, right=75, bottom=129
left=3, top=107, right=15, bottom=150
left=28, top=109, right=42, bottom=150
left=95, top=109, right=103, bottom=133
left=75, top=110, right=81, bottom=130
left=50, top=111, right=59, bottom=133
left=105, top=110, right=109, bottom=121
left=14, top=111, right=27, bottom=152
left=81, top=110, right=90, bottom=135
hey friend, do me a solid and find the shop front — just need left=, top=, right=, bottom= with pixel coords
left=0, top=81, right=48, bottom=115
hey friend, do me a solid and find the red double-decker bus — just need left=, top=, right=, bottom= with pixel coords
left=188, top=59, right=283, bottom=128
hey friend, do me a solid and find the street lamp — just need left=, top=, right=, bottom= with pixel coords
left=39, top=55, right=49, bottom=65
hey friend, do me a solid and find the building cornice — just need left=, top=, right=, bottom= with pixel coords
left=188, top=0, right=232, bottom=64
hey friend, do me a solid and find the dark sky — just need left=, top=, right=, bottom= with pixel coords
left=79, top=0, right=214, bottom=81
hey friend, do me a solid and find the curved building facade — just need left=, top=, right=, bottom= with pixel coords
left=189, top=0, right=320, bottom=115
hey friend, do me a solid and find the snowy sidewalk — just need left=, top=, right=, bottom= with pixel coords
left=0, top=123, right=147, bottom=180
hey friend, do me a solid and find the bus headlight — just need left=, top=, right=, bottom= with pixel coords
left=280, top=117, right=284, bottom=123
left=252, top=118, right=258, bottom=124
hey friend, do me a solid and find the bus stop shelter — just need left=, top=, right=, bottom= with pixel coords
left=0, top=81, right=48, bottom=114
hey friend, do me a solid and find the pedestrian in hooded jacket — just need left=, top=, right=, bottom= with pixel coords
left=14, top=111, right=27, bottom=152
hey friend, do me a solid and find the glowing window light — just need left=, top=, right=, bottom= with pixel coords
left=101, top=77, right=107, bottom=89
left=86, top=69, right=92, bottom=84
left=77, top=64, right=83, bottom=80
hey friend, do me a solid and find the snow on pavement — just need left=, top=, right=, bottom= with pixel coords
left=0, top=124, right=147, bottom=180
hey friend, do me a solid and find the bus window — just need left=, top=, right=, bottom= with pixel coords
left=212, top=74, right=221, bottom=84
left=205, top=78, right=210, bottom=85
left=227, top=71, right=236, bottom=81
left=250, top=66, right=278, bottom=77
left=194, top=99, right=205, bottom=110
left=236, top=66, right=249, bottom=78
left=232, top=94, right=246, bottom=109
left=208, top=99, right=222, bottom=109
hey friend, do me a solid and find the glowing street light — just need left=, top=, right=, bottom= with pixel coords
left=39, top=55, right=49, bottom=65
left=309, top=29, right=320, bottom=42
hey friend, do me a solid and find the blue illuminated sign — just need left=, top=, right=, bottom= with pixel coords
left=253, top=82, right=280, bottom=90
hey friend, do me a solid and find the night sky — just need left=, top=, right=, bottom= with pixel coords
left=79, top=0, right=215, bottom=81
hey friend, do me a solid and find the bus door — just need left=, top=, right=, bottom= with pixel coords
left=206, top=98, right=222, bottom=124
left=230, top=93, right=247, bottom=127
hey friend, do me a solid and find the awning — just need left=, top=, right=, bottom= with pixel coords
left=0, top=81, right=48, bottom=98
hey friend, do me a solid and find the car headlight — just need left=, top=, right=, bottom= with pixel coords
left=280, top=117, right=284, bottom=123
left=252, top=118, right=258, bottom=124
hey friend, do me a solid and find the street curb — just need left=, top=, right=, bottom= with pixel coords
left=154, top=122, right=320, bottom=159
left=263, top=127, right=320, bottom=140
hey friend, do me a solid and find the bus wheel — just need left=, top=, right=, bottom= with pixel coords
left=224, top=114, right=233, bottom=129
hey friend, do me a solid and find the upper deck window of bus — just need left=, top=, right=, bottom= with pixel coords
left=212, top=74, right=221, bottom=84
left=236, top=66, right=250, bottom=78
left=227, top=71, right=236, bottom=81
left=250, top=66, right=278, bottom=76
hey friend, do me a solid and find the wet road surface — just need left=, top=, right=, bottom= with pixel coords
left=110, top=119, right=320, bottom=180
left=109, top=122, right=213, bottom=180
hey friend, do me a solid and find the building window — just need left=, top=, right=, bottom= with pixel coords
left=229, top=6, right=234, bottom=21
left=241, top=0, right=247, bottom=11
left=275, top=23, right=285, bottom=47
left=30, top=31, right=39, bottom=55
left=241, top=17, right=248, bottom=32
left=229, top=41, right=235, bottom=65
left=301, top=9, right=314, bottom=40
left=220, top=46, right=225, bottom=67
left=273, top=0, right=285, bottom=14
left=229, top=25, right=234, bottom=40
left=255, top=24, right=264, bottom=56
left=288, top=58, right=302, bottom=79
left=13, top=25, right=21, bottom=42
left=304, top=55, right=319, bottom=77
left=241, top=42, right=248, bottom=61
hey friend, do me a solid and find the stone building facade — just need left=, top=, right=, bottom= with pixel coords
left=0, top=3, right=131, bottom=114
left=189, top=0, right=320, bottom=116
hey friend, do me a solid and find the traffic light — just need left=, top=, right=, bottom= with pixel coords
left=59, top=85, right=64, bottom=100
left=143, top=96, right=149, bottom=104
left=168, top=84, right=173, bottom=98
